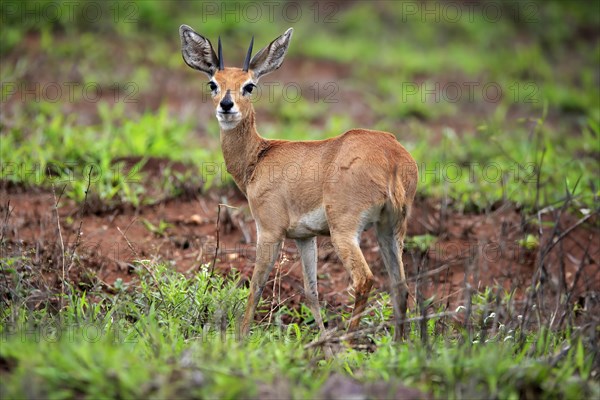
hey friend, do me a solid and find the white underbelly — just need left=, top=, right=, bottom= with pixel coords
left=286, top=207, right=330, bottom=239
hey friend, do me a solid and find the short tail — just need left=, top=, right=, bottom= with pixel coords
left=387, top=161, right=417, bottom=227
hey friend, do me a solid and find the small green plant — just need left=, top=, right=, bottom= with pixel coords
left=518, top=234, right=540, bottom=250
left=141, top=219, right=172, bottom=237
left=405, top=234, right=437, bottom=252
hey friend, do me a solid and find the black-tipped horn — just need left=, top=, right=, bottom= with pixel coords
left=218, top=36, right=224, bottom=70
left=242, top=36, right=254, bottom=72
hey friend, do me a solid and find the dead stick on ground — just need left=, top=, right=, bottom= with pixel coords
left=117, top=226, right=139, bottom=258
left=0, top=200, right=14, bottom=304
left=0, top=200, right=13, bottom=247
left=198, top=203, right=239, bottom=300
left=305, top=309, right=466, bottom=349
left=209, top=203, right=238, bottom=276
left=51, top=185, right=67, bottom=303
left=67, top=166, right=93, bottom=273
left=210, top=203, right=222, bottom=277
left=540, top=211, right=597, bottom=263
left=557, top=234, right=593, bottom=329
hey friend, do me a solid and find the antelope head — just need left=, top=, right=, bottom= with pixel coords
left=179, top=25, right=294, bottom=131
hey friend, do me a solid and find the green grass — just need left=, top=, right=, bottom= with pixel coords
left=406, top=109, right=599, bottom=211
left=1, top=101, right=223, bottom=206
left=1, top=259, right=597, bottom=399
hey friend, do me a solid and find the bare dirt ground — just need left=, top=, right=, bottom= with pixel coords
left=2, top=165, right=598, bottom=322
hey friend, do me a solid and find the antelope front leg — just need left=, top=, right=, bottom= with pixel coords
left=241, top=237, right=282, bottom=336
left=296, top=237, right=334, bottom=358
left=296, top=237, right=327, bottom=332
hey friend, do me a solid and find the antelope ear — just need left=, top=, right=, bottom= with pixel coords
left=179, top=24, right=220, bottom=77
left=249, top=28, right=293, bottom=80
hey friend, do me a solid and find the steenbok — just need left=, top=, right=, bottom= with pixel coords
left=180, top=25, right=418, bottom=341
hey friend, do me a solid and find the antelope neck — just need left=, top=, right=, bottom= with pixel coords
left=219, top=109, right=269, bottom=193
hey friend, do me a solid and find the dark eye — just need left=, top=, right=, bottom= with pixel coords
left=243, top=83, right=256, bottom=95
left=208, top=81, right=218, bottom=92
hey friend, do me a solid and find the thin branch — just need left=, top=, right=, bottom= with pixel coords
left=51, top=185, right=67, bottom=304
left=0, top=200, right=13, bottom=244
left=534, top=146, right=546, bottom=211
left=67, top=165, right=93, bottom=273
left=117, top=226, right=139, bottom=258
left=209, top=203, right=238, bottom=276
left=305, top=310, right=464, bottom=349
left=539, top=211, right=597, bottom=262
left=210, top=203, right=223, bottom=277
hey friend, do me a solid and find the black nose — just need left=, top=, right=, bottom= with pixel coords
left=220, top=90, right=234, bottom=112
